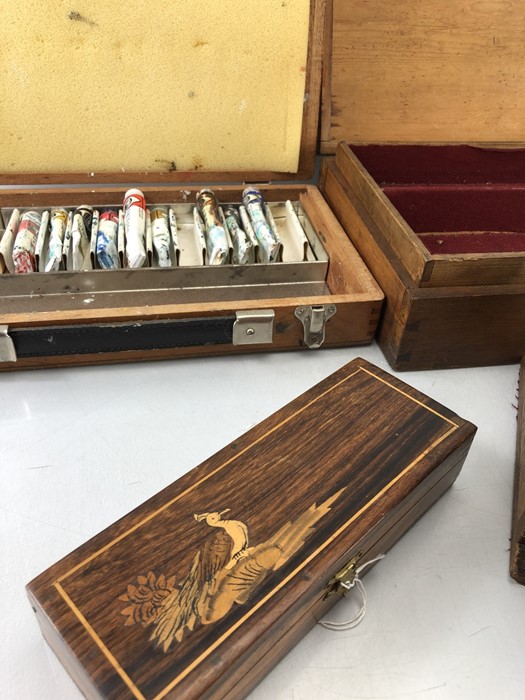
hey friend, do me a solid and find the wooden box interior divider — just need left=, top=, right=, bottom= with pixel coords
left=27, top=358, right=477, bottom=700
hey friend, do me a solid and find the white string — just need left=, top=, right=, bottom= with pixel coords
left=318, top=554, right=385, bottom=631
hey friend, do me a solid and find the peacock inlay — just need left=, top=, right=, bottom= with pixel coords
left=119, top=490, right=344, bottom=652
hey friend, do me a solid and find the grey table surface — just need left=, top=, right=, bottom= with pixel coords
left=1, top=343, right=524, bottom=699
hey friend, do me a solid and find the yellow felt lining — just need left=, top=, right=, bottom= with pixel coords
left=0, top=0, right=310, bottom=174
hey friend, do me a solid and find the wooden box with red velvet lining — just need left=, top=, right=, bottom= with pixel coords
left=321, top=145, right=525, bottom=370
left=317, top=0, right=525, bottom=371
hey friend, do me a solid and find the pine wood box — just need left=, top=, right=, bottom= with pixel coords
left=27, top=358, right=477, bottom=699
left=319, top=0, right=525, bottom=371
left=0, top=1, right=383, bottom=372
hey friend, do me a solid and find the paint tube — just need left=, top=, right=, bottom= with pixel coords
left=13, top=211, right=41, bottom=273
left=196, top=189, right=229, bottom=265
left=224, top=205, right=253, bottom=265
left=150, top=207, right=172, bottom=267
left=71, top=205, right=93, bottom=271
left=242, top=188, right=281, bottom=263
left=45, top=208, right=68, bottom=272
left=96, top=211, right=120, bottom=270
left=123, top=188, right=147, bottom=268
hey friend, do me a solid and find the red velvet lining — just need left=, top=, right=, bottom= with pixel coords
left=420, top=232, right=525, bottom=255
left=350, top=145, right=525, bottom=255
left=383, top=185, right=525, bottom=234
left=351, top=145, right=525, bottom=185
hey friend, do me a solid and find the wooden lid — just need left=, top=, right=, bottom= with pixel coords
left=321, top=0, right=525, bottom=152
left=0, top=1, right=324, bottom=185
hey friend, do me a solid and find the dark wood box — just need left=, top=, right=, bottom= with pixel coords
left=0, top=0, right=383, bottom=371
left=27, top=358, right=476, bottom=699
left=318, top=0, right=525, bottom=370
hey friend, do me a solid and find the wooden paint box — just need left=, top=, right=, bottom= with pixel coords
left=27, top=358, right=477, bottom=699
left=0, top=1, right=383, bottom=371
left=319, top=1, right=525, bottom=370
left=0, top=184, right=382, bottom=370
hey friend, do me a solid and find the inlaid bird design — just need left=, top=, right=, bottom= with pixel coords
left=120, top=489, right=344, bottom=652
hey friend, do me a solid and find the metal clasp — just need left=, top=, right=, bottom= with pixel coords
left=325, top=552, right=363, bottom=598
left=295, top=304, right=337, bottom=349
left=233, top=310, right=275, bottom=345
left=0, top=325, right=17, bottom=362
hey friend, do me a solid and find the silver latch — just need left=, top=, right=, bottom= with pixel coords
left=0, top=326, right=17, bottom=362
left=233, top=310, right=275, bottom=345
left=295, top=305, right=336, bottom=349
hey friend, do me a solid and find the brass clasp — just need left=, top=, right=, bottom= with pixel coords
left=325, top=551, right=364, bottom=598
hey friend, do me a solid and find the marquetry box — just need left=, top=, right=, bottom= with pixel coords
left=0, top=1, right=383, bottom=371
left=319, top=0, right=525, bottom=370
left=27, top=358, right=476, bottom=699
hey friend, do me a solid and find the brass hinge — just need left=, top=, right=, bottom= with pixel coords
left=295, top=304, right=337, bottom=349
left=0, top=326, right=17, bottom=362
left=325, top=551, right=364, bottom=599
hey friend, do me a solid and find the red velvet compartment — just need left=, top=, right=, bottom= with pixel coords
left=350, top=145, right=525, bottom=255
left=351, top=145, right=525, bottom=185
left=383, top=186, right=525, bottom=254
left=419, top=232, right=525, bottom=255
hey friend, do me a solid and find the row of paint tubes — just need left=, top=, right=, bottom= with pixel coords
left=0, top=204, right=164, bottom=275
left=0, top=187, right=309, bottom=274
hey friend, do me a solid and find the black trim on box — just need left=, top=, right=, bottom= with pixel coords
left=10, top=317, right=236, bottom=358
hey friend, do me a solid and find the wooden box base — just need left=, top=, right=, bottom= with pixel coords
left=320, top=146, right=525, bottom=371
left=27, top=358, right=476, bottom=699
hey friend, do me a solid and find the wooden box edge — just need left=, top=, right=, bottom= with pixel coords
left=510, top=359, right=525, bottom=584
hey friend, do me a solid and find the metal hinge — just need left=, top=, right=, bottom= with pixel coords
left=0, top=326, right=17, bottom=362
left=295, top=304, right=337, bottom=349
left=233, top=310, right=275, bottom=345
left=325, top=551, right=364, bottom=599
